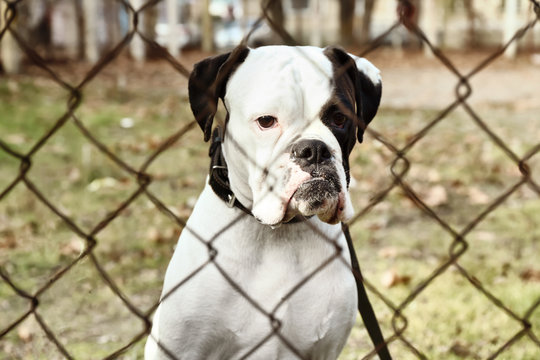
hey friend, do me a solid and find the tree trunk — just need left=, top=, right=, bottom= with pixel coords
left=503, top=0, right=518, bottom=58
left=266, top=0, right=284, bottom=28
left=310, top=0, right=322, bottom=46
left=399, top=0, right=422, bottom=49
left=201, top=0, right=213, bottom=52
left=104, top=0, right=122, bottom=53
left=166, top=0, right=179, bottom=57
left=0, top=1, right=23, bottom=74
left=339, top=0, right=355, bottom=45
left=420, top=0, right=438, bottom=57
left=264, top=0, right=290, bottom=44
left=242, top=0, right=250, bottom=34
left=129, top=0, right=145, bottom=62
left=463, top=0, right=477, bottom=48
left=83, top=0, right=100, bottom=63
left=143, top=3, right=158, bottom=57
left=74, top=0, right=85, bottom=60
left=360, top=0, right=376, bottom=44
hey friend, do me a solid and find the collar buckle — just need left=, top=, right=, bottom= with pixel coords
left=226, top=193, right=236, bottom=208
left=211, top=165, right=236, bottom=208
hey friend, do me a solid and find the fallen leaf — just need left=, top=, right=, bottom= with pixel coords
left=118, top=177, right=131, bottom=185
left=147, top=227, right=161, bottom=243
left=120, top=117, right=134, bottom=129
left=17, top=320, right=36, bottom=343
left=475, top=231, right=496, bottom=242
left=423, top=185, right=448, bottom=207
left=6, top=134, right=28, bottom=145
left=520, top=268, right=540, bottom=282
left=87, top=177, right=119, bottom=192
left=181, top=177, right=197, bottom=188
left=426, top=169, right=441, bottom=183
left=147, top=135, right=163, bottom=150
left=381, top=269, right=411, bottom=288
left=164, top=226, right=179, bottom=240
left=68, top=167, right=81, bottom=183
left=0, top=230, right=17, bottom=249
left=7, top=79, right=19, bottom=93
left=60, top=238, right=85, bottom=256
left=176, top=205, right=193, bottom=219
left=378, top=247, right=400, bottom=259
left=147, top=226, right=179, bottom=244
left=468, top=187, right=490, bottom=205
left=410, top=165, right=441, bottom=183
left=449, top=341, right=472, bottom=357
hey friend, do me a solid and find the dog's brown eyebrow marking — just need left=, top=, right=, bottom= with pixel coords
left=319, top=99, right=355, bottom=121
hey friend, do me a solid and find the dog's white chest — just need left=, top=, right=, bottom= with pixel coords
left=145, top=186, right=357, bottom=359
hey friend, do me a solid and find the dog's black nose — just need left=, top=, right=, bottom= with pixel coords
left=291, top=139, right=332, bottom=165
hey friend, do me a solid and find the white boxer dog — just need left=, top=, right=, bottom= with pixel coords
left=145, top=45, right=381, bottom=360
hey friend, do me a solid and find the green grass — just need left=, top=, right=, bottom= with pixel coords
left=1, top=71, right=539, bottom=360
left=0, top=73, right=206, bottom=359
left=344, top=105, right=540, bottom=359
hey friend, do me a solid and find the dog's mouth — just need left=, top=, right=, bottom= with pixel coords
left=284, top=176, right=344, bottom=225
left=252, top=159, right=352, bottom=227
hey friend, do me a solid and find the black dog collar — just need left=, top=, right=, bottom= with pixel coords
left=208, top=128, right=306, bottom=225
left=208, top=128, right=252, bottom=215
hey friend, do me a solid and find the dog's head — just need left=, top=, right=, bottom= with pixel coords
left=189, top=46, right=381, bottom=226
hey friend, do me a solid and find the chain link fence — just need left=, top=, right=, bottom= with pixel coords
left=1, top=0, right=540, bottom=359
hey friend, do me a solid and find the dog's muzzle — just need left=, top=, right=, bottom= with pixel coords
left=284, top=139, right=345, bottom=224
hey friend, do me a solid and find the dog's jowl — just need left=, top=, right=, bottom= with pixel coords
left=145, top=45, right=381, bottom=360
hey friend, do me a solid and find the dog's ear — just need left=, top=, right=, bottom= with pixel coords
left=188, top=46, right=250, bottom=142
left=324, top=47, right=382, bottom=143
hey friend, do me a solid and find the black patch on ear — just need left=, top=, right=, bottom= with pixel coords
left=323, top=46, right=382, bottom=143
left=188, top=46, right=250, bottom=141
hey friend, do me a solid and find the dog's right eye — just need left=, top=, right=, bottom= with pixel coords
left=331, top=112, right=348, bottom=129
left=256, top=116, right=278, bottom=129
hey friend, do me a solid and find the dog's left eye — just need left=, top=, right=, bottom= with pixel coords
left=256, top=115, right=278, bottom=129
left=331, top=113, right=348, bottom=129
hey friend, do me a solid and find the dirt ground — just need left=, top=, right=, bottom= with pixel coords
left=369, top=49, right=540, bottom=110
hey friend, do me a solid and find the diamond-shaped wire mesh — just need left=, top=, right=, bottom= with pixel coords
left=1, top=0, right=539, bottom=359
